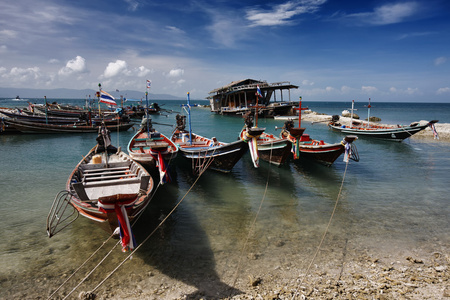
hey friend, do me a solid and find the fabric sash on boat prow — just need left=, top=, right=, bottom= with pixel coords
left=150, top=149, right=171, bottom=184
left=98, top=194, right=138, bottom=252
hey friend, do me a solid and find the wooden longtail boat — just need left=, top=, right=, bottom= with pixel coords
left=240, top=127, right=291, bottom=166
left=170, top=93, right=247, bottom=174
left=328, top=100, right=439, bottom=141
left=238, top=96, right=291, bottom=167
left=47, top=124, right=154, bottom=251
left=329, top=117, right=438, bottom=142
left=3, top=118, right=133, bottom=133
left=280, top=98, right=359, bottom=166
left=128, top=117, right=178, bottom=184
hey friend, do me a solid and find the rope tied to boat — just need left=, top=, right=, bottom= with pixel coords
left=230, top=142, right=274, bottom=295
left=48, top=153, right=176, bottom=299
left=291, top=158, right=351, bottom=299
left=49, top=152, right=201, bottom=300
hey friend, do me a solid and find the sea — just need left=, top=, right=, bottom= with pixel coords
left=0, top=98, right=449, bottom=299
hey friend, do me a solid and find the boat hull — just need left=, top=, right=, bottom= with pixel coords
left=128, top=128, right=178, bottom=169
left=281, top=129, right=353, bottom=166
left=172, top=130, right=248, bottom=173
left=240, top=129, right=292, bottom=166
left=66, top=148, right=154, bottom=234
left=328, top=121, right=437, bottom=142
left=3, top=119, right=133, bottom=133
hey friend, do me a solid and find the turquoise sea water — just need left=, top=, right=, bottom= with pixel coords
left=0, top=98, right=449, bottom=298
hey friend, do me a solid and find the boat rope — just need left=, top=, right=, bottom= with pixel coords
left=230, top=143, right=273, bottom=293
left=291, top=159, right=350, bottom=299
left=58, top=157, right=205, bottom=299
left=46, top=235, right=116, bottom=300
left=48, top=156, right=176, bottom=300
left=85, top=164, right=208, bottom=297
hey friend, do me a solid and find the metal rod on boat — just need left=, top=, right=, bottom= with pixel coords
left=145, top=80, right=151, bottom=138
left=367, top=98, right=371, bottom=128
left=44, top=96, right=48, bottom=124
left=187, top=92, right=192, bottom=145
left=350, top=100, right=354, bottom=127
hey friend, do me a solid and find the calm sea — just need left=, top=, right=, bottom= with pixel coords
left=1, top=98, right=449, bottom=298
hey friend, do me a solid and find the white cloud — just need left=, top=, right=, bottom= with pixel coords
left=103, top=60, right=127, bottom=78
left=405, top=87, right=419, bottom=95
left=436, top=87, right=450, bottom=95
left=124, top=0, right=139, bottom=12
left=58, top=56, right=87, bottom=76
left=345, top=2, right=420, bottom=26
left=135, top=66, right=153, bottom=77
left=389, top=87, right=397, bottom=93
left=9, top=67, right=41, bottom=81
left=167, top=68, right=184, bottom=77
left=165, top=26, right=185, bottom=34
left=362, top=85, right=377, bottom=94
left=246, top=0, right=326, bottom=27
left=302, top=79, right=314, bottom=86
left=341, top=86, right=353, bottom=93
left=434, top=56, right=447, bottom=66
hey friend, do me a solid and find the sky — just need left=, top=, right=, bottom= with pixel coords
left=0, top=0, right=449, bottom=102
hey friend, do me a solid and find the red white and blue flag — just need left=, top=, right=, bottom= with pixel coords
left=146, top=80, right=152, bottom=89
left=99, top=90, right=117, bottom=106
left=256, top=85, right=262, bottom=98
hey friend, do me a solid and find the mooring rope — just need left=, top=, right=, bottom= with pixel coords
left=86, top=163, right=209, bottom=296
left=46, top=234, right=116, bottom=300
left=59, top=152, right=208, bottom=299
left=230, top=142, right=274, bottom=292
left=48, top=153, right=174, bottom=300
left=291, top=159, right=350, bottom=299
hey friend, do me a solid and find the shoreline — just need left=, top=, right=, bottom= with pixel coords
left=299, top=111, right=450, bottom=142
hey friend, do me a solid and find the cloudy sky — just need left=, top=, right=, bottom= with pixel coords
left=0, top=0, right=449, bottom=102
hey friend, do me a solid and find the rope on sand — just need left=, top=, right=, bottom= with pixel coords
left=291, top=159, right=350, bottom=299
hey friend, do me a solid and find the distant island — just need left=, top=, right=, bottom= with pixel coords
left=0, top=87, right=184, bottom=100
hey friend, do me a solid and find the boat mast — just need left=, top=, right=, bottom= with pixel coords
left=146, top=80, right=151, bottom=137
left=350, top=100, right=354, bottom=127
left=187, top=92, right=192, bottom=144
left=294, top=96, right=308, bottom=128
left=367, top=98, right=371, bottom=128
left=44, top=95, right=48, bottom=124
left=253, top=85, right=264, bottom=127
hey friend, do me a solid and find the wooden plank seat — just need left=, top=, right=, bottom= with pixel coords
left=133, top=141, right=169, bottom=147
left=72, top=175, right=150, bottom=201
left=80, top=161, right=132, bottom=172
left=84, top=173, right=137, bottom=182
left=83, top=177, right=142, bottom=187
left=82, top=166, right=130, bottom=173
left=177, top=141, right=210, bottom=146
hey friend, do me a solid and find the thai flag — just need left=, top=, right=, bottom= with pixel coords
left=256, top=85, right=262, bottom=98
left=146, top=80, right=152, bottom=89
left=100, top=90, right=117, bottom=106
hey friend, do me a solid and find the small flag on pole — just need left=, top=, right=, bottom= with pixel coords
left=256, top=85, right=262, bottom=98
left=146, top=80, right=152, bottom=88
left=99, top=90, right=117, bottom=106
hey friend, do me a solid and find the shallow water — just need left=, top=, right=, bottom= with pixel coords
left=0, top=99, right=449, bottom=298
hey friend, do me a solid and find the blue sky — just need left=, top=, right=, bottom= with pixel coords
left=0, top=0, right=449, bottom=102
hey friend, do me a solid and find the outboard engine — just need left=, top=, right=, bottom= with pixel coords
left=332, top=115, right=340, bottom=122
